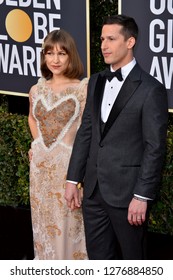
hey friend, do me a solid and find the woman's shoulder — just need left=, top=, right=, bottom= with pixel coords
left=76, top=77, right=88, bottom=91
left=80, top=77, right=89, bottom=85
left=72, top=77, right=88, bottom=103
left=29, top=77, right=46, bottom=97
left=29, top=84, right=37, bottom=96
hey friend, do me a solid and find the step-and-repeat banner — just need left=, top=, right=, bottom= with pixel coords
left=120, top=0, right=173, bottom=110
left=0, top=0, right=89, bottom=99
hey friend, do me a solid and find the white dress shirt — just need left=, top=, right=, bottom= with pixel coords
left=101, top=58, right=136, bottom=122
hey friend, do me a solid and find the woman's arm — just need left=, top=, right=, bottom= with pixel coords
left=28, top=85, right=39, bottom=140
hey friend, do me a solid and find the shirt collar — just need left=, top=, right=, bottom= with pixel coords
left=110, top=58, right=136, bottom=80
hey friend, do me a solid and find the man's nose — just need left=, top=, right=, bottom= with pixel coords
left=101, top=40, right=108, bottom=50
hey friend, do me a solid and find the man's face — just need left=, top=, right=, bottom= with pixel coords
left=101, top=24, right=134, bottom=70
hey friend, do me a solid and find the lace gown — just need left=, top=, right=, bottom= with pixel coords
left=29, top=77, right=88, bottom=260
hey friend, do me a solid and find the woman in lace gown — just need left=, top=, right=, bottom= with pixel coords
left=28, top=29, right=88, bottom=260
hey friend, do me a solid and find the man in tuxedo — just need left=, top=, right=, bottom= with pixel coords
left=65, top=15, right=168, bottom=259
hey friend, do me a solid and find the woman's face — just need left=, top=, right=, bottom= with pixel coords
left=44, top=43, right=69, bottom=76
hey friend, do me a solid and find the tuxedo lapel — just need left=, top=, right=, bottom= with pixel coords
left=93, top=73, right=107, bottom=139
left=101, top=65, right=142, bottom=140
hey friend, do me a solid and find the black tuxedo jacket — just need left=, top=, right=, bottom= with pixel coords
left=67, top=63, right=168, bottom=207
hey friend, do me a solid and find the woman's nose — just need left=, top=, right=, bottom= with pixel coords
left=53, top=54, right=59, bottom=62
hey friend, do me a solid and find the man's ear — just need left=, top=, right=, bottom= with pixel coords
left=127, top=37, right=136, bottom=49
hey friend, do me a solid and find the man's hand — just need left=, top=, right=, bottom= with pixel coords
left=128, top=197, right=147, bottom=226
left=64, top=182, right=81, bottom=210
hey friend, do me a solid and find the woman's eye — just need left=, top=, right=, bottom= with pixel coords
left=46, top=52, right=66, bottom=56
left=46, top=52, right=53, bottom=55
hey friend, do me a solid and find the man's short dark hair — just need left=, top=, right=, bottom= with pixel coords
left=102, top=14, right=138, bottom=41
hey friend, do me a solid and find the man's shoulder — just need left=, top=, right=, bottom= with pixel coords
left=142, top=69, right=166, bottom=89
left=134, top=63, right=166, bottom=89
left=89, top=69, right=106, bottom=81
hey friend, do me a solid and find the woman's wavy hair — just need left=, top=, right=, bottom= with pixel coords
left=41, top=29, right=84, bottom=80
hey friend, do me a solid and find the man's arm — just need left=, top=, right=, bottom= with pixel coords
left=133, top=83, right=168, bottom=199
left=129, top=82, right=168, bottom=225
left=65, top=77, right=94, bottom=208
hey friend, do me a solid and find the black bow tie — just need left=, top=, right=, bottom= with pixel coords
left=104, top=68, right=123, bottom=82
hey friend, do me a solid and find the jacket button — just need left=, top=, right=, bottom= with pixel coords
left=99, top=143, right=103, bottom=147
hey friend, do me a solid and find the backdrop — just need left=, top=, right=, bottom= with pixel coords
left=120, top=0, right=173, bottom=110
